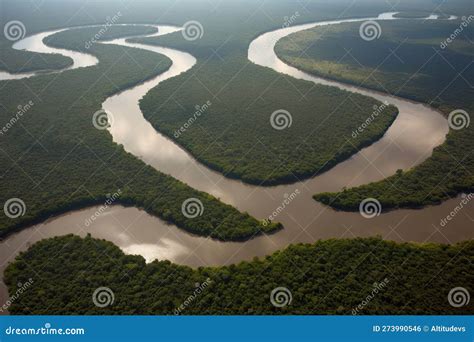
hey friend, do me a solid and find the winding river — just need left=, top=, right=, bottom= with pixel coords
left=1, top=13, right=472, bottom=310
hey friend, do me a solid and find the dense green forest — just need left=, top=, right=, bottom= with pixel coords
left=0, top=25, right=279, bottom=241
left=1, top=0, right=473, bottom=317
left=137, top=34, right=397, bottom=185
left=5, top=234, right=474, bottom=314
left=1, top=0, right=470, bottom=237
left=276, top=20, right=474, bottom=210
left=0, top=40, right=72, bottom=74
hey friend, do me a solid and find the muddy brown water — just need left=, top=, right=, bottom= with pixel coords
left=1, top=13, right=471, bottom=312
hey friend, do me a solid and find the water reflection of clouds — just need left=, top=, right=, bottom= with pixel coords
left=0, top=15, right=460, bottom=272
left=122, top=238, right=190, bottom=263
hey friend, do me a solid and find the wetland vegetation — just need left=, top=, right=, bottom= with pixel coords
left=5, top=234, right=473, bottom=314
left=276, top=20, right=474, bottom=210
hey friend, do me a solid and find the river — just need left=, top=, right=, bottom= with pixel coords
left=1, top=12, right=471, bottom=311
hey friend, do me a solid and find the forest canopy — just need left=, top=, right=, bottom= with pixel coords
left=4, top=234, right=474, bottom=315
left=275, top=19, right=474, bottom=210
